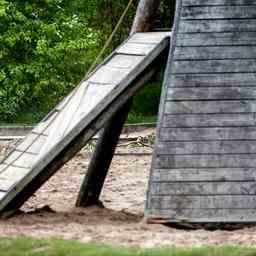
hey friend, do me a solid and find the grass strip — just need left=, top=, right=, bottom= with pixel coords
left=0, top=237, right=256, bottom=256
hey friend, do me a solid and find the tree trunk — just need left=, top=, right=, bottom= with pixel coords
left=131, top=0, right=161, bottom=34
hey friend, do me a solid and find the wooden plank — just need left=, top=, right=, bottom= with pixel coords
left=155, top=154, right=256, bottom=168
left=148, top=195, right=256, bottom=210
left=89, top=66, right=131, bottom=85
left=0, top=166, right=30, bottom=191
left=33, top=109, right=58, bottom=135
left=150, top=182, right=256, bottom=195
left=156, top=141, right=256, bottom=155
left=152, top=168, right=256, bottom=182
left=165, top=100, right=256, bottom=114
left=172, top=59, right=256, bottom=74
left=107, top=54, right=144, bottom=69
left=170, top=73, right=256, bottom=87
left=176, top=32, right=256, bottom=47
left=163, top=113, right=256, bottom=127
left=68, top=83, right=117, bottom=133
left=181, top=6, right=256, bottom=20
left=38, top=82, right=90, bottom=157
left=117, top=43, right=156, bottom=55
left=4, top=151, right=37, bottom=169
left=159, top=127, right=256, bottom=141
left=128, top=32, right=171, bottom=44
left=167, top=87, right=256, bottom=100
left=55, top=92, right=75, bottom=111
left=179, top=19, right=256, bottom=33
left=146, top=208, right=256, bottom=223
left=174, top=46, right=256, bottom=60
left=16, top=133, right=47, bottom=155
left=183, top=0, right=256, bottom=6
left=2, top=151, right=22, bottom=167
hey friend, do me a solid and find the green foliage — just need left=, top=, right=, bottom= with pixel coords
left=127, top=113, right=157, bottom=124
left=0, top=0, right=100, bottom=121
left=132, top=82, right=162, bottom=116
left=0, top=237, right=256, bottom=256
left=0, top=0, right=173, bottom=123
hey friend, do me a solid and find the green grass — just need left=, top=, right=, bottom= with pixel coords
left=0, top=237, right=256, bottom=256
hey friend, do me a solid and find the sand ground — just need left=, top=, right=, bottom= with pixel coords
left=1, top=134, right=256, bottom=248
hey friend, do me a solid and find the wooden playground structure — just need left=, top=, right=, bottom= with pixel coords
left=1, top=0, right=256, bottom=225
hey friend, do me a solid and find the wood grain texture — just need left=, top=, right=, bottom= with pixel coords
left=179, top=19, right=256, bottom=33
left=150, top=182, right=256, bottom=195
left=160, top=127, right=256, bottom=141
left=146, top=208, right=256, bottom=223
left=88, top=66, right=131, bottom=85
left=4, top=151, right=36, bottom=169
left=156, top=140, right=256, bottom=154
left=155, top=154, right=256, bottom=168
left=183, top=0, right=256, bottom=6
left=181, top=6, right=256, bottom=20
left=167, top=87, right=256, bottom=100
left=148, top=195, right=256, bottom=209
left=163, top=113, right=256, bottom=127
left=165, top=100, right=256, bottom=114
left=170, top=73, right=256, bottom=87
left=152, top=168, right=256, bottom=182
left=172, top=59, right=256, bottom=74
left=128, top=32, right=171, bottom=44
left=0, top=166, right=30, bottom=191
left=16, top=134, right=47, bottom=155
left=116, top=43, right=156, bottom=55
left=176, top=32, right=256, bottom=47
left=174, top=46, right=256, bottom=60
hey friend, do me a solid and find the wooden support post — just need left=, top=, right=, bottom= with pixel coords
left=76, top=0, right=162, bottom=207
left=76, top=101, right=132, bottom=207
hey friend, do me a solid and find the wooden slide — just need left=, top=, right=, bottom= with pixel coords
left=0, top=32, right=170, bottom=215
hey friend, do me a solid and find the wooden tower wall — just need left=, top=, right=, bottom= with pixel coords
left=146, top=0, right=256, bottom=223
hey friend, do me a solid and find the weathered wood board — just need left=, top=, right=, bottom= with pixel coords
left=0, top=32, right=170, bottom=214
left=183, top=0, right=256, bottom=6
left=146, top=0, right=256, bottom=223
left=152, top=168, right=256, bottom=182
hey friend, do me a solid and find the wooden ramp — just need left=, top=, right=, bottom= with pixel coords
left=146, top=0, right=256, bottom=223
left=0, top=32, right=170, bottom=214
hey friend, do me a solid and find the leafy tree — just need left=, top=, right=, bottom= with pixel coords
left=0, top=0, right=100, bottom=121
left=0, top=0, right=173, bottom=123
